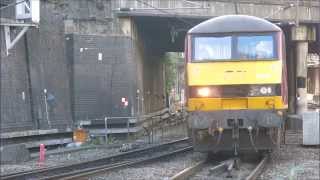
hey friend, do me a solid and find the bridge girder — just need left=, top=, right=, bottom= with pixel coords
left=115, top=0, right=320, bottom=24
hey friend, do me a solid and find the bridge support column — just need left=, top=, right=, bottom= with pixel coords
left=295, top=41, right=308, bottom=114
left=291, top=25, right=316, bottom=115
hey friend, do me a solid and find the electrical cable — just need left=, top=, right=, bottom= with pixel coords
left=264, top=3, right=295, bottom=19
left=0, top=0, right=26, bottom=11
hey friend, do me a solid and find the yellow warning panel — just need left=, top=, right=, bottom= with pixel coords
left=187, top=96, right=286, bottom=111
left=222, top=98, right=248, bottom=110
left=187, top=61, right=282, bottom=86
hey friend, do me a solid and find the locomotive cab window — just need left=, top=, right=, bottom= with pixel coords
left=236, top=35, right=275, bottom=59
left=193, top=36, right=232, bottom=60
left=192, top=33, right=277, bottom=61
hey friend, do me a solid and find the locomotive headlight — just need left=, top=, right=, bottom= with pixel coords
left=197, top=87, right=210, bottom=97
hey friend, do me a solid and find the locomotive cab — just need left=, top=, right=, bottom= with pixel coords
left=185, top=15, right=288, bottom=153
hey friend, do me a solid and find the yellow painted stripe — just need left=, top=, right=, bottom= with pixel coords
left=187, top=61, right=282, bottom=86
left=187, top=96, right=286, bottom=111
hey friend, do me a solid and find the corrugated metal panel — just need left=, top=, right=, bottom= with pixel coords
left=0, top=29, right=34, bottom=132
left=25, top=2, right=73, bottom=130
left=70, top=34, right=136, bottom=121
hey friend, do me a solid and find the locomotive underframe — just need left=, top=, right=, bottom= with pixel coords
left=187, top=110, right=284, bottom=152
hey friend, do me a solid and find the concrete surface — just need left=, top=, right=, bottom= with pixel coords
left=0, top=144, right=30, bottom=164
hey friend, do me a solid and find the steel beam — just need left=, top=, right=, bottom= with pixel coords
left=4, top=26, right=29, bottom=55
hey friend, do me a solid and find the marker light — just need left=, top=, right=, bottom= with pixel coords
left=197, top=87, right=210, bottom=97
left=249, top=85, right=276, bottom=96
left=260, top=87, right=267, bottom=94
left=260, top=86, right=272, bottom=94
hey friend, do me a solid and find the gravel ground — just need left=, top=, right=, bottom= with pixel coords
left=3, top=124, right=318, bottom=180
left=0, top=145, right=124, bottom=175
left=259, top=145, right=320, bottom=180
left=90, top=152, right=206, bottom=180
left=1, top=123, right=188, bottom=176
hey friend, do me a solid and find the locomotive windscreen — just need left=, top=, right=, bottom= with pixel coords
left=192, top=33, right=277, bottom=61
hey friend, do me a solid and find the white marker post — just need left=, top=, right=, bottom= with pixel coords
left=44, top=89, right=51, bottom=128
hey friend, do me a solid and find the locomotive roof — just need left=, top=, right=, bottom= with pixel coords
left=188, top=15, right=281, bottom=34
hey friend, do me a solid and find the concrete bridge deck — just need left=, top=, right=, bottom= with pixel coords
left=116, top=0, right=320, bottom=24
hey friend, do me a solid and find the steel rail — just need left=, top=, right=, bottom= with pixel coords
left=1, top=138, right=190, bottom=180
left=58, top=146, right=193, bottom=180
left=246, top=155, right=269, bottom=180
left=169, top=158, right=232, bottom=180
left=169, top=154, right=269, bottom=180
left=170, top=160, right=206, bottom=180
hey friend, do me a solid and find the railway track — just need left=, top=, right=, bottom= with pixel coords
left=246, top=155, right=269, bottom=180
left=1, top=138, right=192, bottom=180
left=170, top=154, right=269, bottom=180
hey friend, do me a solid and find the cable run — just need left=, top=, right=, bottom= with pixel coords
left=0, top=0, right=26, bottom=11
